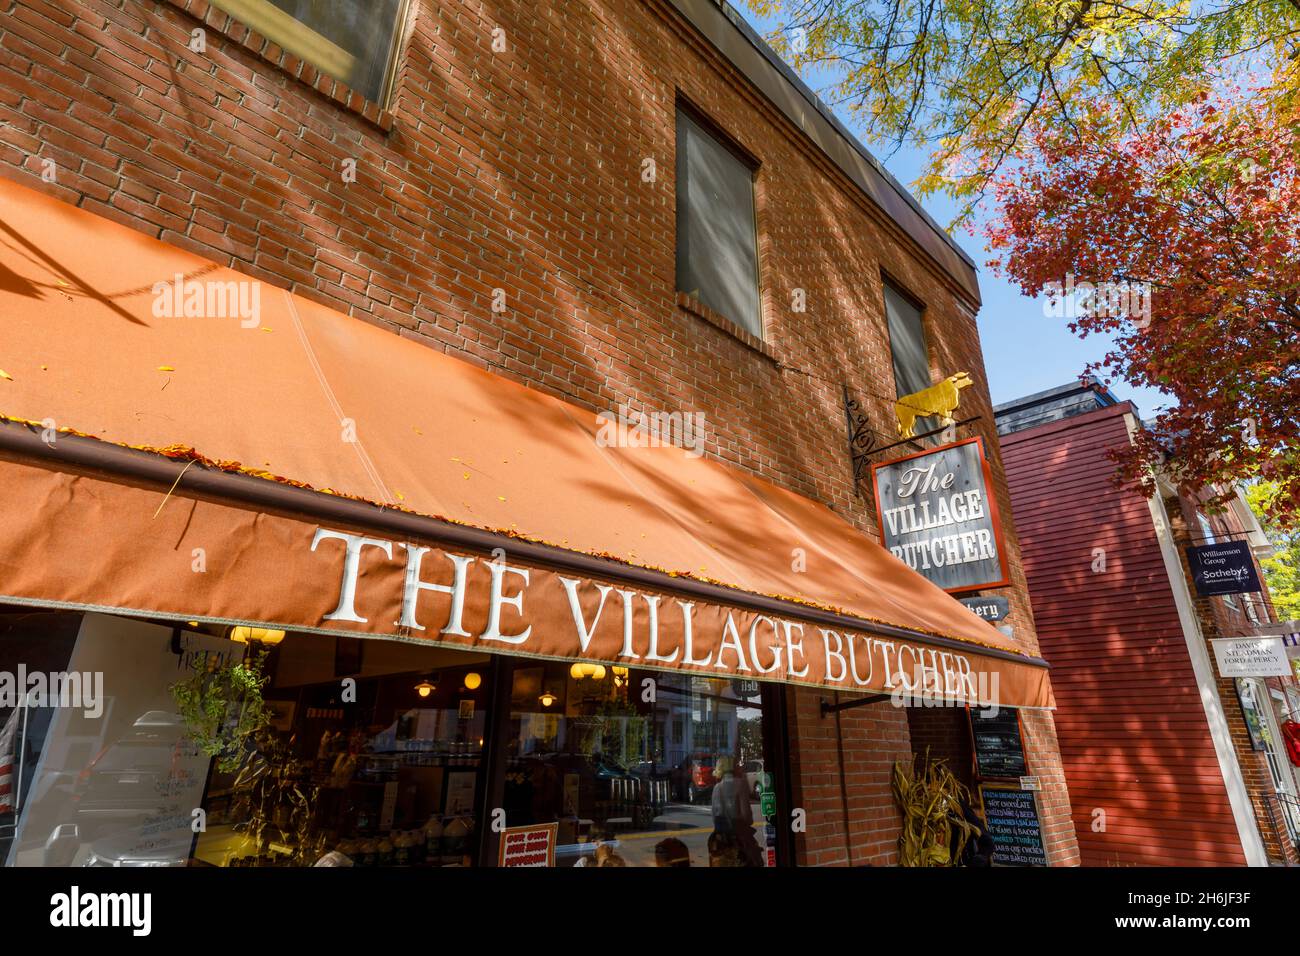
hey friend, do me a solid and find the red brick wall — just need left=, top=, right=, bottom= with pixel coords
left=905, top=705, right=1078, bottom=866
left=1019, top=708, right=1081, bottom=865
left=787, top=688, right=913, bottom=866
left=0, top=0, right=1077, bottom=864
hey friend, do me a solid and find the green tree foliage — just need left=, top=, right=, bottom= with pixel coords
left=1246, top=482, right=1300, bottom=619
left=748, top=0, right=1300, bottom=216
left=751, top=1, right=1299, bottom=522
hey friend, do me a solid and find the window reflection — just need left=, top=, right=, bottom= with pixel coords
left=197, top=644, right=490, bottom=868
left=2, top=612, right=782, bottom=869
left=502, top=662, right=775, bottom=867
left=210, top=0, right=407, bottom=105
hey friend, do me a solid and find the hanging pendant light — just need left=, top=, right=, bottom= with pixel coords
left=230, top=625, right=286, bottom=645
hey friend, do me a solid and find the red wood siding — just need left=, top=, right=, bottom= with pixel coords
left=1001, top=404, right=1246, bottom=866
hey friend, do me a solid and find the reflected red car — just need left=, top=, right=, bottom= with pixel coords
left=671, top=753, right=720, bottom=804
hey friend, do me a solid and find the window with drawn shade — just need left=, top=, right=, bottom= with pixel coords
left=675, top=108, right=762, bottom=339
left=210, top=0, right=407, bottom=105
left=884, top=282, right=936, bottom=435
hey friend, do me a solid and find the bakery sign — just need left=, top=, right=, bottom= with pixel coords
left=871, top=437, right=1009, bottom=593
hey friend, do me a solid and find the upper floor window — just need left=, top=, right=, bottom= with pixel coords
left=1196, top=511, right=1217, bottom=544
left=675, top=107, right=762, bottom=339
left=884, top=282, right=936, bottom=434
left=212, top=0, right=407, bottom=105
left=1243, top=595, right=1262, bottom=624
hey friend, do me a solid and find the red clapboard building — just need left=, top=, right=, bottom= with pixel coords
left=997, top=380, right=1299, bottom=866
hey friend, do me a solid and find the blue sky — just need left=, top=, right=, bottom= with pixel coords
left=736, top=8, right=1169, bottom=416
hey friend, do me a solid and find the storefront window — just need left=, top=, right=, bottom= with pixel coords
left=195, top=634, right=492, bottom=868
left=498, top=661, right=780, bottom=867
left=2, top=608, right=785, bottom=868
left=3, top=612, right=226, bottom=866
left=1, top=611, right=495, bottom=867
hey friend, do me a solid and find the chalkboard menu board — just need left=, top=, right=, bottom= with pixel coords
left=971, top=707, right=1027, bottom=778
left=980, top=786, right=1047, bottom=866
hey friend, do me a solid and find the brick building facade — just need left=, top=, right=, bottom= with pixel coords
left=0, top=0, right=1078, bottom=866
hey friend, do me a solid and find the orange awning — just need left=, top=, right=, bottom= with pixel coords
left=0, top=177, right=1051, bottom=706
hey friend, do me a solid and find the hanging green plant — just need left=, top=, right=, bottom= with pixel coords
left=171, top=647, right=271, bottom=773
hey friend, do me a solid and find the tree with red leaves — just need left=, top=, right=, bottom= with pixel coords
left=985, top=89, right=1300, bottom=524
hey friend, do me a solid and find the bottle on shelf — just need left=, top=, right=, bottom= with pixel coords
left=442, top=816, right=471, bottom=865
left=422, top=816, right=444, bottom=866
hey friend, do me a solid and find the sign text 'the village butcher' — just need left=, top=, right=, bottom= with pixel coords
left=871, top=437, right=1009, bottom=593
left=306, top=527, right=1004, bottom=708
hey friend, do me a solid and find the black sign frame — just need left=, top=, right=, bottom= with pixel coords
left=968, top=706, right=1028, bottom=780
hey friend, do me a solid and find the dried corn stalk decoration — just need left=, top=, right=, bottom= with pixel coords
left=891, top=749, right=980, bottom=866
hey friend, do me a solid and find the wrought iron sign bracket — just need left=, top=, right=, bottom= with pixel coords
left=868, top=415, right=982, bottom=460
left=843, top=384, right=879, bottom=497
left=844, top=381, right=983, bottom=496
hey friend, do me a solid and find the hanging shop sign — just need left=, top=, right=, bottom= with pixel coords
left=978, top=785, right=1047, bottom=866
left=959, top=596, right=1010, bottom=623
left=1211, top=637, right=1291, bottom=678
left=498, top=823, right=557, bottom=867
left=970, top=707, right=1027, bottom=779
left=871, top=437, right=1010, bottom=593
left=1186, top=541, right=1261, bottom=596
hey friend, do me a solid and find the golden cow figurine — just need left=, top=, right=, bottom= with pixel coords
left=895, top=371, right=974, bottom=439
